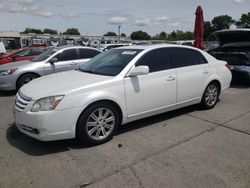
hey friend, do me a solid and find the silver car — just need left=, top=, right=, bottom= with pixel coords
left=0, top=46, right=101, bottom=90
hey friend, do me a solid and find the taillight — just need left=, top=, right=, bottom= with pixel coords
left=225, top=64, right=233, bottom=70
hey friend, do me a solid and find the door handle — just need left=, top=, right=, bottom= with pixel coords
left=202, top=70, right=209, bottom=74
left=166, top=76, right=176, bottom=81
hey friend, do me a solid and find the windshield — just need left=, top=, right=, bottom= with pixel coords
left=79, top=49, right=142, bottom=76
left=31, top=49, right=57, bottom=62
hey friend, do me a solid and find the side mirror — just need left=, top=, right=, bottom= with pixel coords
left=127, top=66, right=149, bottom=77
left=49, top=57, right=58, bottom=64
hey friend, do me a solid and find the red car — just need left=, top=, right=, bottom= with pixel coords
left=0, top=47, right=48, bottom=65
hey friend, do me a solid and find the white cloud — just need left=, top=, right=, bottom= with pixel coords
left=0, top=0, right=54, bottom=17
left=169, top=22, right=182, bottom=29
left=155, top=16, right=168, bottom=22
left=109, top=16, right=128, bottom=25
left=9, top=0, right=36, bottom=4
left=233, top=0, right=250, bottom=3
left=135, top=19, right=152, bottom=27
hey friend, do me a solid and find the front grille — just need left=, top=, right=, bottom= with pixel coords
left=15, top=91, right=32, bottom=112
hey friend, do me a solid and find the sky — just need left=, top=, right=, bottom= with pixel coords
left=0, top=0, right=250, bottom=36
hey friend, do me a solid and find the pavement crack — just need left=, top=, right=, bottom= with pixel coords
left=130, top=167, right=144, bottom=188
left=81, top=126, right=216, bottom=187
left=187, top=112, right=250, bottom=136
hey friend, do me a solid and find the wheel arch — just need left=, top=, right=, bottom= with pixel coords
left=16, top=72, right=41, bottom=89
left=76, top=99, right=123, bottom=131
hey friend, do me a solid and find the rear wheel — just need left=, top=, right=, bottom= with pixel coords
left=76, top=102, right=119, bottom=145
left=201, top=82, right=219, bottom=109
left=17, top=73, right=39, bottom=90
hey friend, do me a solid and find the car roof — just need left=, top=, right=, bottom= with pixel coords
left=54, top=45, right=100, bottom=51
left=117, top=43, right=199, bottom=51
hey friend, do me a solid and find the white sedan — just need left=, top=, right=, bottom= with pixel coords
left=14, top=44, right=232, bottom=145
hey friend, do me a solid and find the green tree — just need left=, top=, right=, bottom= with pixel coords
left=130, top=30, right=151, bottom=40
left=236, top=12, right=250, bottom=28
left=63, top=28, right=80, bottom=35
left=211, top=15, right=235, bottom=30
left=43, top=28, right=58, bottom=35
left=22, top=28, right=42, bottom=34
left=103, top=32, right=117, bottom=36
left=204, top=21, right=215, bottom=41
left=121, top=33, right=126, bottom=37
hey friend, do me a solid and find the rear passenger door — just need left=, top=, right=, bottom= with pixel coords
left=170, top=48, right=211, bottom=103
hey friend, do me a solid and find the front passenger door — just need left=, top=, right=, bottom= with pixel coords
left=44, top=49, right=78, bottom=75
left=124, top=48, right=177, bottom=120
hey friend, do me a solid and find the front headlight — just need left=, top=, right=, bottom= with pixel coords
left=0, top=68, right=18, bottom=76
left=31, top=95, right=64, bottom=112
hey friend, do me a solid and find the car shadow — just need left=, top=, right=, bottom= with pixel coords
left=230, top=80, right=250, bottom=89
left=0, top=90, right=16, bottom=97
left=6, top=104, right=203, bottom=156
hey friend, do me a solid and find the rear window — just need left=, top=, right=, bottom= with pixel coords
left=79, top=48, right=100, bottom=59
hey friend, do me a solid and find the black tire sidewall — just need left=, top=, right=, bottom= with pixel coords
left=76, top=102, right=119, bottom=145
left=17, top=73, right=38, bottom=90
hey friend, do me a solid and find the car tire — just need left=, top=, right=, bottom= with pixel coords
left=17, top=73, right=39, bottom=90
left=200, top=82, right=219, bottom=109
left=76, top=102, right=120, bottom=146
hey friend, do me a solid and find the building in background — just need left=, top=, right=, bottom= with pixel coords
left=0, top=31, right=131, bottom=50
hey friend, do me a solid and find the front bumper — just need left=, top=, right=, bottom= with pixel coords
left=14, top=106, right=82, bottom=141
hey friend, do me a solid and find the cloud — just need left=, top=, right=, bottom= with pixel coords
left=0, top=0, right=54, bottom=17
left=135, top=19, right=152, bottom=27
left=169, top=22, right=182, bottom=29
left=233, top=0, right=250, bottom=3
left=135, top=16, right=169, bottom=27
left=9, top=0, right=37, bottom=4
left=155, top=16, right=168, bottom=22
left=108, top=16, right=128, bottom=25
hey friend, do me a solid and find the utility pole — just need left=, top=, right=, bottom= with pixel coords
left=118, top=25, right=121, bottom=42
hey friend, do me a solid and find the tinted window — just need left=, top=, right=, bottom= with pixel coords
left=30, top=49, right=46, bottom=56
left=32, top=49, right=57, bottom=62
left=136, top=48, right=171, bottom=72
left=16, top=50, right=31, bottom=57
left=55, top=49, right=77, bottom=61
left=170, top=48, right=206, bottom=68
left=79, top=49, right=100, bottom=59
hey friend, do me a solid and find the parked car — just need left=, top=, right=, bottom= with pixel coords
left=0, top=46, right=101, bottom=90
left=98, top=43, right=129, bottom=51
left=0, top=42, right=6, bottom=56
left=14, top=44, right=232, bottom=145
left=172, top=40, right=194, bottom=46
left=0, top=47, right=48, bottom=65
left=208, top=29, right=250, bottom=83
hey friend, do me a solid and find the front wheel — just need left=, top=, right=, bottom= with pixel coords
left=76, top=102, right=120, bottom=145
left=17, top=73, right=39, bottom=90
left=200, top=82, right=219, bottom=109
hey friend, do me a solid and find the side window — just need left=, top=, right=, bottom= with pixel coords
left=197, top=52, right=208, bottom=64
left=16, top=50, right=31, bottom=57
left=79, top=49, right=100, bottom=59
left=136, top=48, right=171, bottom=73
left=30, top=49, right=45, bottom=56
left=55, top=49, right=77, bottom=61
left=170, top=48, right=206, bottom=68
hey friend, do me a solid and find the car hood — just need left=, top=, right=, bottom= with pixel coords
left=20, top=70, right=113, bottom=100
left=0, top=60, right=33, bottom=70
left=213, top=29, right=250, bottom=46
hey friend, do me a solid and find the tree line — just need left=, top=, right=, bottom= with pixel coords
left=21, top=12, right=250, bottom=41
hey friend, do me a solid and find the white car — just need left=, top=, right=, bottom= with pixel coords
left=14, top=44, right=232, bottom=145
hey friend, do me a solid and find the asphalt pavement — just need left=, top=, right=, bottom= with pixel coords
left=0, top=83, right=250, bottom=188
